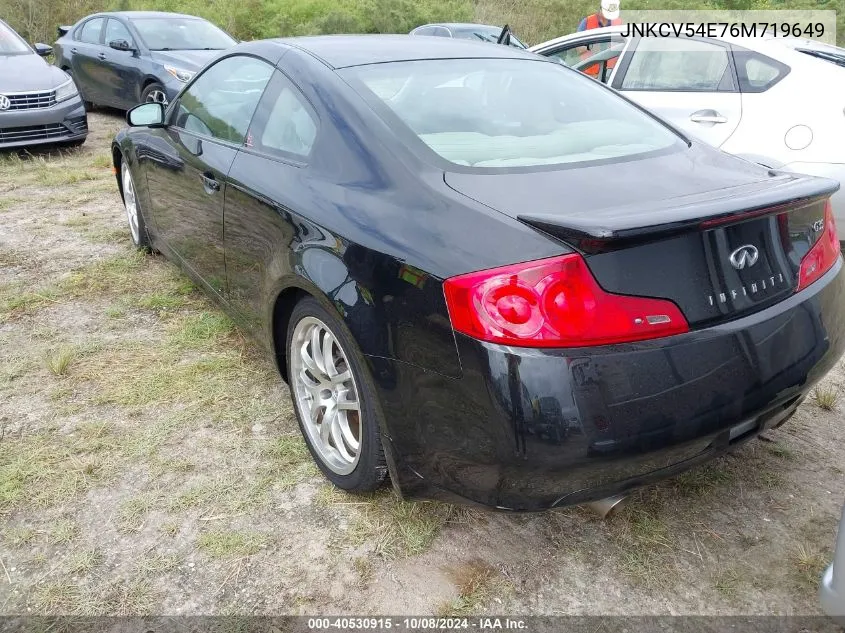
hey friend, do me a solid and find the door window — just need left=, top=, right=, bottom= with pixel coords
left=172, top=55, right=274, bottom=145
left=249, top=72, right=318, bottom=159
left=621, top=38, right=734, bottom=91
left=77, top=18, right=105, bottom=45
left=546, top=38, right=624, bottom=84
left=104, top=19, right=134, bottom=47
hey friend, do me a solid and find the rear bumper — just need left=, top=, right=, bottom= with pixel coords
left=370, top=258, right=845, bottom=511
left=820, top=503, right=845, bottom=624
left=782, top=162, right=845, bottom=232
left=0, top=96, right=88, bottom=149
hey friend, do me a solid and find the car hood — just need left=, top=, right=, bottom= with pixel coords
left=148, top=49, right=221, bottom=72
left=0, top=54, right=69, bottom=92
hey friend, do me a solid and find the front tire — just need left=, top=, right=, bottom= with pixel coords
left=141, top=82, right=168, bottom=106
left=286, top=297, right=387, bottom=492
left=120, top=160, right=151, bottom=250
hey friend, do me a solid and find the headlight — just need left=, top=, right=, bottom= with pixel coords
left=164, top=65, right=196, bottom=83
left=54, top=78, right=78, bottom=103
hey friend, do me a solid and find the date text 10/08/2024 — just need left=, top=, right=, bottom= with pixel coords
left=307, top=618, right=529, bottom=630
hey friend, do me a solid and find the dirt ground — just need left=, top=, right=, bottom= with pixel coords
left=1, top=112, right=844, bottom=617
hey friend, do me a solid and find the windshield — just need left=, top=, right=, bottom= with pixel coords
left=454, top=26, right=526, bottom=49
left=0, top=20, right=32, bottom=55
left=130, top=18, right=235, bottom=51
left=343, top=59, right=681, bottom=170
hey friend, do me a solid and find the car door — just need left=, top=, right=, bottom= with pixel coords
left=611, top=37, right=742, bottom=148
left=223, top=70, right=320, bottom=331
left=99, top=17, right=143, bottom=109
left=143, top=55, right=274, bottom=296
left=70, top=17, right=106, bottom=103
left=540, top=34, right=630, bottom=84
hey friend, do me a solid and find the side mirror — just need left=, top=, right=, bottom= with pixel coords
left=127, top=102, right=165, bottom=127
left=109, top=39, right=133, bottom=52
left=34, top=43, right=52, bottom=57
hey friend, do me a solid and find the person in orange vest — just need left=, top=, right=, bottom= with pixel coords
left=576, top=0, right=622, bottom=79
left=577, top=0, right=622, bottom=31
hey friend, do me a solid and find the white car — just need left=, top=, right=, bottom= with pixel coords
left=821, top=502, right=844, bottom=624
left=530, top=27, right=845, bottom=230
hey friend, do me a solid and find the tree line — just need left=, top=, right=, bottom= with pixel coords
left=1, top=0, right=842, bottom=49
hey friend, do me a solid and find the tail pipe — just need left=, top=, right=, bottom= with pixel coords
left=585, top=494, right=627, bottom=519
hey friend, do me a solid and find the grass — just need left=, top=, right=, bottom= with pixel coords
left=45, top=346, right=75, bottom=376
left=196, top=530, right=268, bottom=558
left=2, top=525, right=36, bottom=546
left=813, top=385, right=839, bottom=411
left=0, top=423, right=120, bottom=514
left=438, top=559, right=509, bottom=616
left=116, top=494, right=160, bottom=534
left=137, top=552, right=182, bottom=572
left=714, top=567, right=743, bottom=599
left=792, top=543, right=829, bottom=589
left=673, top=461, right=736, bottom=498
left=348, top=492, right=470, bottom=559
left=765, top=442, right=797, bottom=461
left=47, top=518, right=80, bottom=544
left=65, top=548, right=104, bottom=575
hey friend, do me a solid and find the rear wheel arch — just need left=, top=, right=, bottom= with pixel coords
left=271, top=286, right=311, bottom=382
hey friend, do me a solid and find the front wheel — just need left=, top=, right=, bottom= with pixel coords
left=141, top=82, right=168, bottom=106
left=120, top=160, right=151, bottom=250
left=286, top=297, right=387, bottom=491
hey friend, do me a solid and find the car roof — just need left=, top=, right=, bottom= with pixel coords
left=419, top=23, right=503, bottom=30
left=269, top=34, right=540, bottom=69
left=84, top=11, right=205, bottom=20
left=528, top=24, right=824, bottom=60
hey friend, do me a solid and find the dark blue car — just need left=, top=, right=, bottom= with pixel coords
left=53, top=11, right=236, bottom=110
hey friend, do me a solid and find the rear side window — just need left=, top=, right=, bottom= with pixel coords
left=250, top=72, right=318, bottom=159
left=732, top=49, right=790, bottom=93
left=621, top=37, right=734, bottom=92
left=77, top=18, right=104, bottom=44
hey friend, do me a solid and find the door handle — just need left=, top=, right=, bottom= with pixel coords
left=690, top=110, right=728, bottom=124
left=71, top=47, right=78, bottom=53
left=97, top=53, right=107, bottom=60
left=201, top=172, right=220, bottom=193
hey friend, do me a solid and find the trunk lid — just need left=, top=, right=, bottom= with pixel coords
left=444, top=149, right=839, bottom=327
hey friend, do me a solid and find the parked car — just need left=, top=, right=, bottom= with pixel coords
left=113, top=35, right=844, bottom=510
left=53, top=11, right=236, bottom=110
left=530, top=27, right=845, bottom=232
left=821, top=502, right=845, bottom=624
left=0, top=19, right=87, bottom=149
left=410, top=23, right=526, bottom=48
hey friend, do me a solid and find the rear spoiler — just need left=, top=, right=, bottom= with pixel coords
left=518, top=172, right=840, bottom=253
left=57, top=25, right=72, bottom=38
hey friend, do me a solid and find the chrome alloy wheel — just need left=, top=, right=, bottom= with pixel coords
left=121, top=162, right=140, bottom=244
left=145, top=89, right=168, bottom=105
left=290, top=316, right=362, bottom=475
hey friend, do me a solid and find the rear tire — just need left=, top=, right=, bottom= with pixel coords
left=285, top=297, right=387, bottom=492
left=120, top=160, right=151, bottom=250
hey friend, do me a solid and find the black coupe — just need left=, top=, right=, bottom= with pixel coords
left=112, top=36, right=845, bottom=511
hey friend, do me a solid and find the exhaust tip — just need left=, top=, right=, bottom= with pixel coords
left=585, top=494, right=627, bottom=519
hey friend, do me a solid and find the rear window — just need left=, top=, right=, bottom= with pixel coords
left=341, top=58, right=681, bottom=170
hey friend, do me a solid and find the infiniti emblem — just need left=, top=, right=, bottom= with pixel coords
left=0, top=95, right=10, bottom=111
left=729, top=244, right=759, bottom=270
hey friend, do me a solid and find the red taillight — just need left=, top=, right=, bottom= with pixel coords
left=797, top=200, right=840, bottom=291
left=443, top=254, right=689, bottom=348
